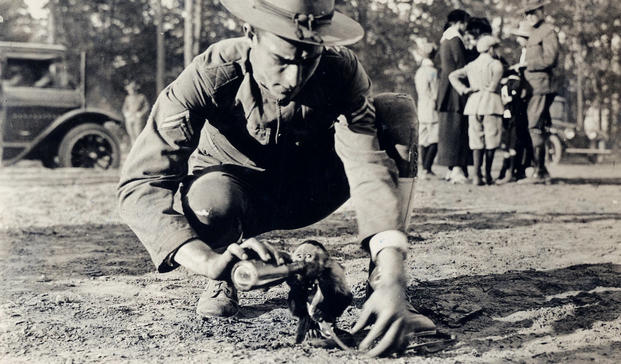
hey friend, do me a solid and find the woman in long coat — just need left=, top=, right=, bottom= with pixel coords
left=435, top=9, right=470, bottom=183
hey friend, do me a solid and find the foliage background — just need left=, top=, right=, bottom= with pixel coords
left=1, top=0, right=620, bottom=140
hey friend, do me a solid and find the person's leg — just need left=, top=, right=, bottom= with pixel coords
left=420, top=145, right=430, bottom=175
left=468, top=115, right=484, bottom=185
left=522, top=94, right=551, bottom=183
left=484, top=149, right=496, bottom=185
left=460, top=114, right=471, bottom=178
left=497, top=153, right=508, bottom=180
left=472, top=149, right=484, bottom=185
left=126, top=120, right=138, bottom=145
left=181, top=167, right=264, bottom=318
left=425, top=143, right=438, bottom=174
left=483, top=115, right=501, bottom=185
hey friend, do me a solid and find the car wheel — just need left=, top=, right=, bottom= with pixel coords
left=58, top=123, right=121, bottom=169
left=41, top=154, right=59, bottom=168
left=546, top=134, right=563, bottom=165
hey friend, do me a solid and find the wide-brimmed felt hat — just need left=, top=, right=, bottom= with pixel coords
left=510, top=21, right=533, bottom=38
left=520, top=0, right=549, bottom=14
left=477, top=35, right=500, bottom=53
left=221, top=0, right=364, bottom=46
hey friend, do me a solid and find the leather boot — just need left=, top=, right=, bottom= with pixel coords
left=197, top=279, right=239, bottom=318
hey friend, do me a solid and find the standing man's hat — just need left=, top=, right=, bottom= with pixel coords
left=520, top=0, right=549, bottom=13
left=221, top=0, right=364, bottom=46
left=510, top=21, right=533, bottom=38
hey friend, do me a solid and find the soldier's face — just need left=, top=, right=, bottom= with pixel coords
left=249, top=30, right=323, bottom=104
left=525, top=8, right=543, bottom=27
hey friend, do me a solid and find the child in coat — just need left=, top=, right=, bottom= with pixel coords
left=449, top=35, right=505, bottom=185
left=414, top=42, right=440, bottom=179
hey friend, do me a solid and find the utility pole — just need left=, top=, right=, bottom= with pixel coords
left=155, top=0, right=165, bottom=94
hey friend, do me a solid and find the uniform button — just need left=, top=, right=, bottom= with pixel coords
left=295, top=141, right=301, bottom=146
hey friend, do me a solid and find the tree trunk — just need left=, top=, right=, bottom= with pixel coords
left=48, top=0, right=56, bottom=44
left=574, top=0, right=584, bottom=128
left=184, top=0, right=194, bottom=67
left=193, top=0, right=202, bottom=57
left=156, top=0, right=165, bottom=94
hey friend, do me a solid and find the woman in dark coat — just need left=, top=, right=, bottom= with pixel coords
left=435, top=9, right=471, bottom=183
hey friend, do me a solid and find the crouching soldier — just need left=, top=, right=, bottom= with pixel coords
left=117, top=0, right=435, bottom=357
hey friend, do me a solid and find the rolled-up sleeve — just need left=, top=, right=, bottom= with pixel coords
left=117, top=58, right=213, bottom=272
left=333, top=50, right=402, bottom=241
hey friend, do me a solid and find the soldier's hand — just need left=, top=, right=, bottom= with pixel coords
left=175, top=238, right=285, bottom=280
left=209, top=238, right=286, bottom=279
left=351, top=248, right=436, bottom=357
left=226, top=238, right=285, bottom=265
left=351, top=282, right=410, bottom=357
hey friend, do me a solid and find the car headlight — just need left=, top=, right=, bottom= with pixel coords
left=564, top=128, right=575, bottom=140
left=586, top=131, right=597, bottom=140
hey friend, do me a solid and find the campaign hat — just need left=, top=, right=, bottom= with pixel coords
left=521, top=0, right=549, bottom=14
left=510, top=21, right=533, bottom=38
left=221, top=0, right=364, bottom=46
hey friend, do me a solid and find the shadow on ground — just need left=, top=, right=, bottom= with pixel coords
left=407, top=263, right=621, bottom=358
left=551, top=177, right=621, bottom=186
left=409, top=208, right=621, bottom=233
left=0, top=224, right=153, bottom=279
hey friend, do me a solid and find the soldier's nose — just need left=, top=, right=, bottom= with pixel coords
left=282, top=64, right=302, bottom=89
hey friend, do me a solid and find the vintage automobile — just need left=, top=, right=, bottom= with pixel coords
left=547, top=96, right=612, bottom=164
left=0, top=42, right=123, bottom=169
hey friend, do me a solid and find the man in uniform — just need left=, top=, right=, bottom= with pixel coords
left=520, top=0, right=559, bottom=183
left=122, top=81, right=150, bottom=145
left=117, top=0, right=435, bottom=357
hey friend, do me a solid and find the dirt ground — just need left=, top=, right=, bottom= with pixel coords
left=1, top=160, right=620, bottom=363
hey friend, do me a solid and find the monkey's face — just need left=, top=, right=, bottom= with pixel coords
left=292, top=241, right=329, bottom=277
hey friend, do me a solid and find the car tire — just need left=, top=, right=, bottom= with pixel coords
left=546, top=134, right=563, bottom=165
left=41, top=154, right=59, bottom=168
left=58, top=123, right=121, bottom=169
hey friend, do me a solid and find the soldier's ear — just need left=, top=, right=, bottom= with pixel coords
left=243, top=23, right=256, bottom=40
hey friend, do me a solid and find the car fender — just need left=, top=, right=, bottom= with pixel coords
left=5, top=108, right=123, bottom=166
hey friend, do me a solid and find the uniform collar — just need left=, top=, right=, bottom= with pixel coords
left=234, top=46, right=261, bottom=119
left=441, top=25, right=463, bottom=42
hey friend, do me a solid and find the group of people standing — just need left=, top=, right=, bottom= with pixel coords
left=415, top=0, right=559, bottom=185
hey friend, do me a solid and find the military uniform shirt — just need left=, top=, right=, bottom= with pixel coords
left=117, top=37, right=402, bottom=271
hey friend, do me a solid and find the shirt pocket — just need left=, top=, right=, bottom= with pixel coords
left=246, top=119, right=273, bottom=145
left=159, top=110, right=194, bottom=147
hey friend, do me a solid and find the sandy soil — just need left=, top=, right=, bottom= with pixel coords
left=0, top=161, right=620, bottom=363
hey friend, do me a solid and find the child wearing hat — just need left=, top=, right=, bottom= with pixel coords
left=449, top=35, right=505, bottom=185
left=414, top=42, right=440, bottom=179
